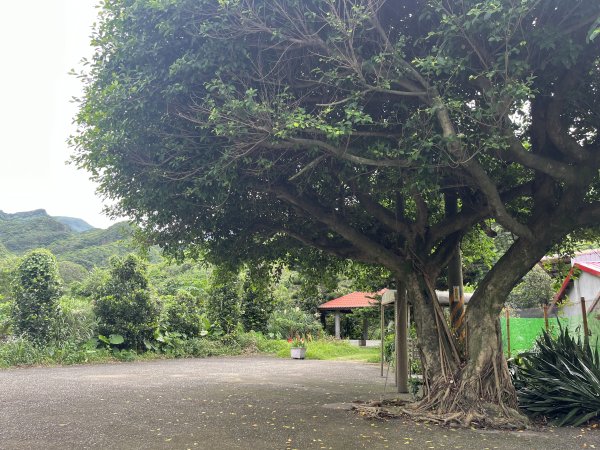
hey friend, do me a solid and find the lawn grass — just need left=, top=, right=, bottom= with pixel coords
left=259, top=338, right=381, bottom=362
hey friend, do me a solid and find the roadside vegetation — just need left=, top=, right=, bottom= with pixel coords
left=0, top=245, right=385, bottom=369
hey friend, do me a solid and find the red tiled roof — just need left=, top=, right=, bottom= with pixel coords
left=317, top=289, right=388, bottom=310
left=554, top=261, right=600, bottom=302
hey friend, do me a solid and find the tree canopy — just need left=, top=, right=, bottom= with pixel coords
left=73, top=0, right=600, bottom=426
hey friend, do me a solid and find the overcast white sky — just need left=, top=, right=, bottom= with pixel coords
left=0, top=1, right=118, bottom=229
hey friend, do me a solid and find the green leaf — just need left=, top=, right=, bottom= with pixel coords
left=108, top=334, right=124, bottom=345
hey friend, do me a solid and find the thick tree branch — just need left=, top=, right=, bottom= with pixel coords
left=279, top=228, right=376, bottom=264
left=427, top=233, right=463, bottom=275
left=271, top=183, right=404, bottom=271
left=412, top=189, right=429, bottom=233
left=432, top=97, right=534, bottom=240
left=352, top=188, right=413, bottom=238
left=502, top=132, right=579, bottom=183
left=546, top=72, right=589, bottom=162
left=427, top=181, right=534, bottom=245
left=428, top=206, right=487, bottom=246
left=286, top=137, right=412, bottom=168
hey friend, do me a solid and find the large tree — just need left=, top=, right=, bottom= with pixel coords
left=73, top=0, right=600, bottom=426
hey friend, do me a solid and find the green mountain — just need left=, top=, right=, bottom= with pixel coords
left=0, top=210, right=72, bottom=253
left=49, top=223, right=136, bottom=269
left=54, top=216, right=95, bottom=233
left=0, top=210, right=134, bottom=269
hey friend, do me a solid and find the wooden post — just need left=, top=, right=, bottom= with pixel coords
left=395, top=282, right=409, bottom=393
left=380, top=301, right=385, bottom=377
left=543, top=304, right=549, bottom=332
left=445, top=192, right=466, bottom=344
left=334, top=311, right=341, bottom=339
left=393, top=293, right=398, bottom=387
left=581, top=297, right=590, bottom=346
left=505, top=308, right=511, bottom=358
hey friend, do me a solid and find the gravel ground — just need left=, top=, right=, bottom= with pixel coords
left=0, top=356, right=598, bottom=449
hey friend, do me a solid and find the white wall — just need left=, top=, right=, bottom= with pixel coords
left=563, top=272, right=600, bottom=316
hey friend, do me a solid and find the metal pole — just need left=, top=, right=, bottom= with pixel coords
left=380, top=301, right=385, bottom=377
left=361, top=316, right=368, bottom=346
left=543, top=304, right=549, bottom=332
left=395, top=281, right=409, bottom=393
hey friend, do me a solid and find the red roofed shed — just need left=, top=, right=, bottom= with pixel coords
left=317, top=290, right=387, bottom=341
left=554, top=261, right=600, bottom=315
left=317, top=289, right=387, bottom=311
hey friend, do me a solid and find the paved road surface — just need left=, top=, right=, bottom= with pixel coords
left=0, top=356, right=598, bottom=449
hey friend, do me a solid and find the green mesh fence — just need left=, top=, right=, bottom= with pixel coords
left=500, top=299, right=600, bottom=355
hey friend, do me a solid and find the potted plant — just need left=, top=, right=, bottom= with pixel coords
left=290, top=336, right=307, bottom=359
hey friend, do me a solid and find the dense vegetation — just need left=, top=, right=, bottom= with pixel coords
left=0, top=215, right=371, bottom=366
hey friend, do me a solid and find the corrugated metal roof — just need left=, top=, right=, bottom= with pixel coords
left=579, top=261, right=600, bottom=276
left=317, top=289, right=388, bottom=310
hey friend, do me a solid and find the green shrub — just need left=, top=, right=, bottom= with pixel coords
left=241, top=278, right=274, bottom=334
left=162, top=290, right=206, bottom=337
left=12, top=249, right=63, bottom=344
left=72, top=267, right=109, bottom=298
left=512, top=325, right=600, bottom=426
left=0, top=337, right=112, bottom=368
left=180, top=337, right=238, bottom=358
left=235, top=331, right=288, bottom=354
left=0, top=300, right=12, bottom=338
left=267, top=307, right=322, bottom=339
left=54, top=296, right=97, bottom=344
left=58, top=260, right=89, bottom=285
left=95, top=255, right=159, bottom=351
left=207, top=271, right=241, bottom=335
left=507, top=265, right=554, bottom=309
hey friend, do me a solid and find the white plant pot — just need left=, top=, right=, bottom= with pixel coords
left=291, top=347, right=307, bottom=359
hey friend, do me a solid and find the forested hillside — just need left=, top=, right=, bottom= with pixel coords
left=0, top=209, right=133, bottom=268
left=54, top=216, right=95, bottom=233
left=0, top=210, right=72, bottom=253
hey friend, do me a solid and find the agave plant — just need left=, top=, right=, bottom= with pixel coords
left=512, top=324, right=600, bottom=426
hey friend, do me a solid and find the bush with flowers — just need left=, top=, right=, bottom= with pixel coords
left=290, top=336, right=307, bottom=348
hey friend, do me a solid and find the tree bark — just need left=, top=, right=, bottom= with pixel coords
left=445, top=192, right=466, bottom=344
left=405, top=269, right=459, bottom=393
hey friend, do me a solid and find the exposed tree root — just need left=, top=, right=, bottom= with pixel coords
left=353, top=358, right=529, bottom=429
left=352, top=397, right=527, bottom=429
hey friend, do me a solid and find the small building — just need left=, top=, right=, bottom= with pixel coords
left=317, top=290, right=387, bottom=341
left=554, top=261, right=600, bottom=318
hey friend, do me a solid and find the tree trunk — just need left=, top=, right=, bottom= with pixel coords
left=401, top=220, right=573, bottom=427
left=405, top=269, right=460, bottom=394
left=437, top=219, right=570, bottom=426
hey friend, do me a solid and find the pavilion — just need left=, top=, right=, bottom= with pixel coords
left=317, top=289, right=387, bottom=341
